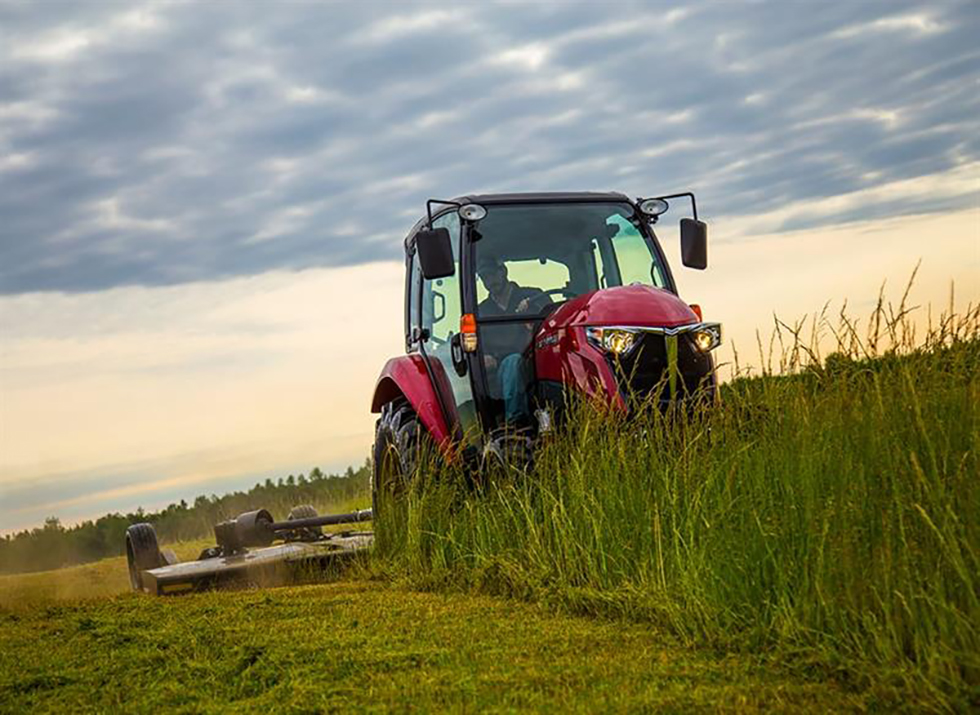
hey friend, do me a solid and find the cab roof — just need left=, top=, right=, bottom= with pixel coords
left=404, top=192, right=636, bottom=250
left=452, top=191, right=631, bottom=205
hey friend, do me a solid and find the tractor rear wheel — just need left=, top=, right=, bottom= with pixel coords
left=125, top=523, right=165, bottom=592
left=371, top=398, right=425, bottom=518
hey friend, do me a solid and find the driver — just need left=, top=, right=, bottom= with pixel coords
left=476, top=256, right=551, bottom=427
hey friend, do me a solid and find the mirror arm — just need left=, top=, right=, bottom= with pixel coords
left=642, top=192, right=698, bottom=221
left=426, top=199, right=461, bottom=229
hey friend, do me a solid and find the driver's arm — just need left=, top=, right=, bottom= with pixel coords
left=515, top=288, right=552, bottom=314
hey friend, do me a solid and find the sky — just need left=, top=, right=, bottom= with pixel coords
left=1, top=1, right=978, bottom=533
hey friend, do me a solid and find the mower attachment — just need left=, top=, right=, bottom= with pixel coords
left=126, top=506, right=373, bottom=595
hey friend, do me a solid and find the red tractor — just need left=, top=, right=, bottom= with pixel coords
left=370, top=192, right=721, bottom=505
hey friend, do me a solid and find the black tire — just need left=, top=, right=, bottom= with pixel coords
left=482, top=430, right=534, bottom=475
left=126, top=523, right=164, bottom=592
left=371, top=398, right=424, bottom=518
left=287, top=504, right=322, bottom=539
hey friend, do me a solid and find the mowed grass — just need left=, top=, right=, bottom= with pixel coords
left=376, top=296, right=980, bottom=711
left=0, top=541, right=212, bottom=606
left=0, top=559, right=868, bottom=714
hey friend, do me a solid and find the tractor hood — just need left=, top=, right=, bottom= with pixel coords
left=542, top=285, right=699, bottom=330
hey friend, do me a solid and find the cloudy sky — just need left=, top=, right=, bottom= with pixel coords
left=1, top=1, right=978, bottom=533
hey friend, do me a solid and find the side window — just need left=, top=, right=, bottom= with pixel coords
left=421, top=212, right=461, bottom=344
left=406, top=252, right=422, bottom=351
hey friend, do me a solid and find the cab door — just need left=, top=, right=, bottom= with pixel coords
left=418, top=211, right=480, bottom=443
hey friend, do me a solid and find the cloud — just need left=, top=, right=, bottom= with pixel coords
left=0, top=0, right=977, bottom=295
left=831, top=12, right=947, bottom=39
left=351, top=9, right=469, bottom=45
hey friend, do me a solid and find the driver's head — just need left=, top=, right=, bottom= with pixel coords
left=477, top=256, right=508, bottom=295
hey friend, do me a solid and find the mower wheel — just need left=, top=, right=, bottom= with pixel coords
left=287, top=504, right=322, bottom=539
left=125, top=523, right=165, bottom=592
left=372, top=398, right=424, bottom=516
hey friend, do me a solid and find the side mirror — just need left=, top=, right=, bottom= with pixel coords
left=416, top=228, right=454, bottom=279
left=680, top=218, right=708, bottom=270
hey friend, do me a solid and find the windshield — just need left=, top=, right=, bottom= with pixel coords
left=472, top=202, right=668, bottom=317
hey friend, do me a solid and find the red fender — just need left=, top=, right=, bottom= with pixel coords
left=371, top=354, right=455, bottom=447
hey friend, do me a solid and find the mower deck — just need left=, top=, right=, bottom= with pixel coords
left=140, top=531, right=373, bottom=596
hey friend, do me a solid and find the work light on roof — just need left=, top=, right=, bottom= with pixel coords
left=639, top=198, right=669, bottom=217
left=458, top=204, right=487, bottom=222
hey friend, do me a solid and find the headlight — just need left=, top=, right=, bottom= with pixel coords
left=586, top=327, right=638, bottom=356
left=691, top=323, right=722, bottom=352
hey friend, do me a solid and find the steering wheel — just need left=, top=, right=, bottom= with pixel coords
left=515, top=292, right=557, bottom=316
left=539, top=290, right=569, bottom=314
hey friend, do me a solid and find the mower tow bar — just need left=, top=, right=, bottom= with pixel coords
left=268, top=508, right=373, bottom=532
left=212, top=508, right=373, bottom=553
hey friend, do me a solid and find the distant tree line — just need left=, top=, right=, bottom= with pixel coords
left=0, top=462, right=370, bottom=575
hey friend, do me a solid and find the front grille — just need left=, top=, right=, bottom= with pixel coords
left=609, top=332, right=715, bottom=402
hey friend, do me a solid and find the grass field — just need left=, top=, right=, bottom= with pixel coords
left=1, top=293, right=976, bottom=712
left=0, top=557, right=871, bottom=713
left=375, top=297, right=979, bottom=711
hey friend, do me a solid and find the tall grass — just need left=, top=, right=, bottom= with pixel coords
left=376, top=285, right=979, bottom=710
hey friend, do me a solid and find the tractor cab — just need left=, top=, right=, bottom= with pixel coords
left=372, top=192, right=720, bottom=486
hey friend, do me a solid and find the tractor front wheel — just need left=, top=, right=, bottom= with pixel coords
left=371, top=398, right=424, bottom=518
left=481, top=429, right=534, bottom=474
